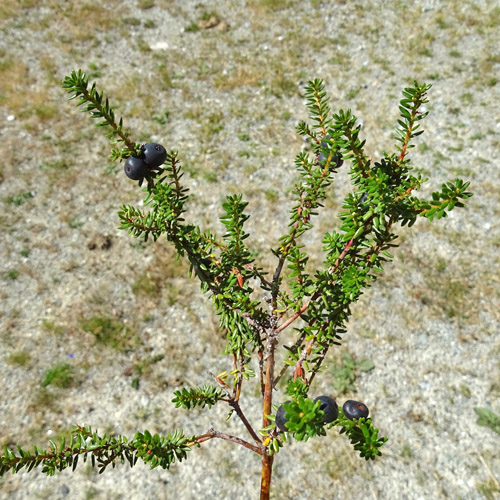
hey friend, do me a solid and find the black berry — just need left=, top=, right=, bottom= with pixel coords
left=318, top=152, right=343, bottom=169
left=318, top=135, right=343, bottom=170
left=342, top=400, right=369, bottom=420
left=314, top=396, right=339, bottom=423
left=124, top=156, right=147, bottom=180
left=142, top=143, right=167, bottom=168
left=276, top=401, right=291, bottom=432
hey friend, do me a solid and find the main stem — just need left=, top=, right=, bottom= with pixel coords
left=260, top=453, right=274, bottom=500
left=260, top=330, right=277, bottom=500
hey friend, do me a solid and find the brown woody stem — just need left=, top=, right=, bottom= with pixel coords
left=193, top=429, right=262, bottom=455
left=260, top=328, right=278, bottom=500
left=229, top=399, right=262, bottom=446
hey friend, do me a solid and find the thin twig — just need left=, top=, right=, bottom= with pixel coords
left=229, top=400, right=262, bottom=446
left=192, top=429, right=262, bottom=456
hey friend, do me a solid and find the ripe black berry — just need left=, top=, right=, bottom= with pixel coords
left=342, top=400, right=369, bottom=420
left=318, top=152, right=343, bottom=169
left=124, top=156, right=147, bottom=180
left=276, top=401, right=291, bottom=432
left=142, top=143, right=167, bottom=168
left=314, top=396, right=339, bottom=423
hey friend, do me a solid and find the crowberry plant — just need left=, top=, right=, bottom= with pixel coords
left=0, top=70, right=472, bottom=500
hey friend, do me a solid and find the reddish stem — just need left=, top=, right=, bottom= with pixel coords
left=229, top=400, right=262, bottom=446
left=260, top=330, right=278, bottom=499
left=193, top=429, right=262, bottom=456
left=260, top=453, right=274, bottom=500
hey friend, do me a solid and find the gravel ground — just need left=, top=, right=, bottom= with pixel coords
left=1, top=1, right=499, bottom=499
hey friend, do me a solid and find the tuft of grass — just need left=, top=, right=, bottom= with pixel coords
left=79, top=315, right=139, bottom=351
left=68, top=217, right=84, bottom=229
left=132, top=273, right=161, bottom=296
left=4, top=191, right=34, bottom=206
left=31, top=387, right=58, bottom=411
left=401, top=443, right=413, bottom=459
left=135, top=37, right=151, bottom=53
left=201, top=112, right=224, bottom=138
left=41, top=320, right=64, bottom=335
left=7, top=350, right=31, bottom=366
left=203, top=171, right=218, bottom=183
left=152, top=111, right=169, bottom=125
left=0, top=56, right=30, bottom=110
left=346, top=88, right=361, bottom=100
left=265, top=189, right=278, bottom=202
left=137, top=0, right=155, bottom=9
left=435, top=16, right=450, bottom=29
left=184, top=22, right=199, bottom=33
left=268, top=74, right=296, bottom=98
left=459, top=384, right=471, bottom=398
left=253, top=0, right=291, bottom=13
left=41, top=363, right=74, bottom=388
left=33, top=102, right=58, bottom=121
left=122, top=17, right=141, bottom=27
left=476, top=479, right=500, bottom=500
left=84, top=487, right=99, bottom=500
left=214, top=67, right=261, bottom=90
left=5, top=269, right=19, bottom=280
left=238, top=132, right=251, bottom=142
left=460, top=92, right=474, bottom=104
left=156, top=64, right=173, bottom=90
left=129, top=354, right=165, bottom=387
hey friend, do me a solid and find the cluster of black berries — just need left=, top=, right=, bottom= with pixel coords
left=275, top=397, right=369, bottom=432
left=124, top=143, right=167, bottom=184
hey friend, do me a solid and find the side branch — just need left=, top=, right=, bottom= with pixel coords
left=193, top=429, right=263, bottom=456
left=229, top=400, right=263, bottom=446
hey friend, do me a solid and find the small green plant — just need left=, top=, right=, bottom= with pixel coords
left=41, top=319, right=64, bottom=335
left=474, top=407, right=500, bottom=435
left=330, top=352, right=374, bottom=395
left=7, top=350, right=31, bottom=366
left=41, top=363, right=74, bottom=389
left=0, top=70, right=472, bottom=500
left=79, top=315, right=137, bottom=351
left=5, top=269, right=19, bottom=280
left=4, top=191, right=34, bottom=206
